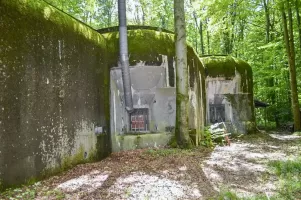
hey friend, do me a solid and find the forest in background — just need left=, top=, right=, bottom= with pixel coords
left=45, top=0, right=301, bottom=129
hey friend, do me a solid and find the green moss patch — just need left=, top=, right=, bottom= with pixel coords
left=201, top=56, right=253, bottom=93
left=2, top=0, right=106, bottom=47
left=103, top=29, right=175, bottom=67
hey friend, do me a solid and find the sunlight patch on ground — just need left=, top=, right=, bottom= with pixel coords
left=57, top=170, right=110, bottom=193
left=178, top=165, right=187, bottom=171
left=269, top=134, right=301, bottom=140
left=202, top=142, right=287, bottom=197
left=108, top=172, right=202, bottom=200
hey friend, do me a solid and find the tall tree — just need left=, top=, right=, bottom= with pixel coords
left=174, top=0, right=192, bottom=148
left=282, top=0, right=301, bottom=131
left=295, top=0, right=301, bottom=52
left=263, top=0, right=271, bottom=43
left=97, top=0, right=116, bottom=27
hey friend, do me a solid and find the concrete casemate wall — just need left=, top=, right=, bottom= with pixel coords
left=201, top=56, right=255, bottom=133
left=114, top=133, right=173, bottom=152
left=0, top=0, right=206, bottom=187
left=104, top=30, right=207, bottom=152
left=0, top=0, right=110, bottom=187
left=103, top=29, right=207, bottom=130
left=0, top=0, right=254, bottom=188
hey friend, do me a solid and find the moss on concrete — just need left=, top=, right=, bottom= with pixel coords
left=201, top=56, right=253, bottom=93
left=60, top=145, right=85, bottom=171
left=102, top=28, right=205, bottom=76
left=2, top=0, right=106, bottom=46
left=96, top=134, right=111, bottom=160
left=0, top=0, right=109, bottom=189
left=115, top=133, right=173, bottom=151
left=1, top=0, right=254, bottom=189
left=98, top=25, right=174, bottom=34
left=102, top=28, right=207, bottom=149
left=103, top=29, right=175, bottom=67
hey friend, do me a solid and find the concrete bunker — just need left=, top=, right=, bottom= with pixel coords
left=101, top=29, right=206, bottom=152
left=201, top=56, right=256, bottom=134
left=0, top=0, right=256, bottom=188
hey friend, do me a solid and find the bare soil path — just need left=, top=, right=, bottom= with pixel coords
left=1, top=132, right=301, bottom=200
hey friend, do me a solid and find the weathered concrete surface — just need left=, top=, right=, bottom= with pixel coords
left=0, top=0, right=255, bottom=189
left=201, top=56, right=255, bottom=134
left=114, top=133, right=173, bottom=152
left=0, top=0, right=110, bottom=187
left=110, top=64, right=174, bottom=133
left=110, top=64, right=176, bottom=152
left=106, top=30, right=207, bottom=151
left=110, top=62, right=205, bottom=151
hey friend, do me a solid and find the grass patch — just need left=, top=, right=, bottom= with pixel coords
left=270, top=158, right=301, bottom=176
left=214, top=189, right=273, bottom=200
left=214, top=157, right=301, bottom=200
left=269, top=157, right=301, bottom=199
left=143, top=145, right=212, bottom=158
left=215, top=190, right=241, bottom=200
left=144, top=148, right=194, bottom=157
left=234, top=132, right=275, bottom=143
left=293, top=132, right=301, bottom=136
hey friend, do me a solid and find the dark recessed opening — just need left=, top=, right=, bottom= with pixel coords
left=209, top=104, right=225, bottom=123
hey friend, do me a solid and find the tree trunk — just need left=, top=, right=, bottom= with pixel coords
left=296, top=0, right=301, bottom=51
left=174, top=0, right=192, bottom=148
left=263, top=0, right=279, bottom=126
left=282, top=2, right=301, bottom=131
left=200, top=21, right=205, bottom=55
left=229, top=0, right=237, bottom=54
left=263, top=0, right=270, bottom=43
left=141, top=7, right=146, bottom=25
left=192, top=11, right=204, bottom=55
left=205, top=18, right=210, bottom=54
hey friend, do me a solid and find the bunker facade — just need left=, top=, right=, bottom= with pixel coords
left=0, top=0, right=110, bottom=188
left=104, top=30, right=206, bottom=152
left=0, top=0, right=255, bottom=188
left=201, top=56, right=255, bottom=133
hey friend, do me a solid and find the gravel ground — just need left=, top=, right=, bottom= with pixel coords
left=1, top=132, right=300, bottom=200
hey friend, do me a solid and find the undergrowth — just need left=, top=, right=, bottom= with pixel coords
left=293, top=132, right=301, bottom=136
left=216, top=190, right=272, bottom=200
left=0, top=182, right=65, bottom=200
left=269, top=157, right=301, bottom=199
left=144, top=148, right=195, bottom=157
left=216, top=156, right=301, bottom=200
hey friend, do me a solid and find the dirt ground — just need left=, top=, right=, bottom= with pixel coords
left=1, top=131, right=301, bottom=200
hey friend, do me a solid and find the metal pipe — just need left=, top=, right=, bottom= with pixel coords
left=118, top=0, right=133, bottom=112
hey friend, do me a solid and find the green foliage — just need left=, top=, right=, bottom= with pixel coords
left=0, top=181, right=65, bottom=200
left=293, top=132, right=301, bottom=136
left=168, top=135, right=178, bottom=148
left=200, top=127, right=214, bottom=147
left=188, top=128, right=213, bottom=148
left=269, top=158, right=301, bottom=199
left=41, top=189, right=65, bottom=199
left=215, top=191, right=271, bottom=200
left=215, top=190, right=240, bottom=200
left=270, top=158, right=301, bottom=177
